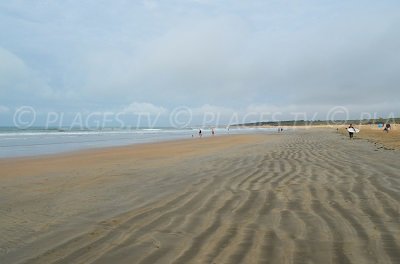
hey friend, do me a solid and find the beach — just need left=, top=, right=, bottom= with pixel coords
left=1, top=129, right=399, bottom=264
left=339, top=124, right=400, bottom=150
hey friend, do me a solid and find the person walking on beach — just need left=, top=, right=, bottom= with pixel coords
left=211, top=128, right=215, bottom=136
left=384, top=123, right=391, bottom=133
left=199, top=129, right=202, bottom=138
left=348, top=124, right=355, bottom=139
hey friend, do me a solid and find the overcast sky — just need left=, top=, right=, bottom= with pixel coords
left=0, top=0, right=399, bottom=126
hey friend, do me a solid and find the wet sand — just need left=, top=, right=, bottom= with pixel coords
left=1, top=130, right=399, bottom=264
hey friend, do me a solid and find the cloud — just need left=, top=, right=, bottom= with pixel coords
left=122, top=102, right=167, bottom=115
left=0, top=105, right=9, bottom=113
left=78, top=5, right=400, bottom=111
left=143, top=0, right=158, bottom=10
left=0, top=47, right=55, bottom=104
left=191, top=104, right=235, bottom=116
left=0, top=1, right=399, bottom=121
left=0, top=47, right=32, bottom=90
left=78, top=15, right=252, bottom=106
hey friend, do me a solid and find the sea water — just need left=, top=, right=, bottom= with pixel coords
left=0, top=127, right=276, bottom=158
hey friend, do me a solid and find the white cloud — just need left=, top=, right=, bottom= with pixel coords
left=0, top=47, right=54, bottom=102
left=122, top=102, right=167, bottom=115
left=78, top=6, right=400, bottom=111
left=78, top=15, right=253, bottom=105
left=1, top=1, right=399, bottom=119
left=0, top=105, right=9, bottom=113
left=191, top=104, right=235, bottom=116
left=143, top=0, right=158, bottom=10
left=0, top=47, right=32, bottom=90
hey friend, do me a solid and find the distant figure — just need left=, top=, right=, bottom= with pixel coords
left=199, top=129, right=202, bottom=138
left=211, top=128, right=215, bottom=136
left=348, top=124, right=355, bottom=139
left=384, top=123, right=391, bottom=133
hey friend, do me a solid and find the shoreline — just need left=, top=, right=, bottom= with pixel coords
left=2, top=124, right=397, bottom=160
left=0, top=134, right=276, bottom=178
left=0, top=127, right=277, bottom=159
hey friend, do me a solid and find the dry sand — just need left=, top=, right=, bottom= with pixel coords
left=338, top=124, right=400, bottom=150
left=0, top=130, right=399, bottom=264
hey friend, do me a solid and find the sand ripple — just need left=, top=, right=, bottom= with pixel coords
left=1, top=131, right=399, bottom=263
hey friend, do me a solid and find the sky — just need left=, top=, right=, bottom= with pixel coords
left=0, top=0, right=399, bottom=127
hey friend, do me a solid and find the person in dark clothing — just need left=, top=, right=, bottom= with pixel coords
left=384, top=123, right=391, bottom=133
left=348, top=124, right=355, bottom=139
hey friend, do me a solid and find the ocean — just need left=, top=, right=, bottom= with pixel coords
left=0, top=127, right=276, bottom=158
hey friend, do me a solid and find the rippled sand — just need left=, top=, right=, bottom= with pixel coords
left=1, top=130, right=399, bottom=264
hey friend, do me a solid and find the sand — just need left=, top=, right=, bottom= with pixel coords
left=0, top=130, right=399, bottom=264
left=338, top=124, right=400, bottom=150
